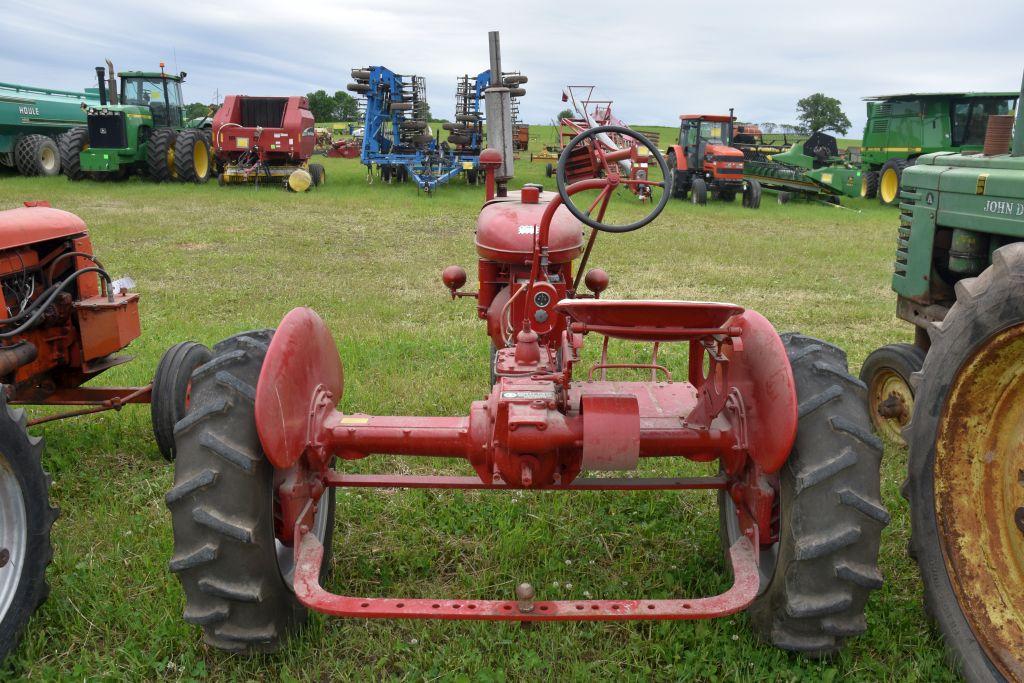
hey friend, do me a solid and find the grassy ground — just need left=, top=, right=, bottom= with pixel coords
left=0, top=154, right=953, bottom=681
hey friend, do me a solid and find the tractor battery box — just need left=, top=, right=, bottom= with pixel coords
left=74, top=293, right=141, bottom=361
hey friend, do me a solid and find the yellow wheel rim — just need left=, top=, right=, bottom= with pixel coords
left=880, top=167, right=899, bottom=203
left=859, top=175, right=868, bottom=198
left=167, top=146, right=178, bottom=180
left=193, top=140, right=209, bottom=179
left=934, top=322, right=1024, bottom=678
left=867, top=369, right=913, bottom=444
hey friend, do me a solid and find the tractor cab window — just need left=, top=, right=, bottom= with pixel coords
left=699, top=121, right=727, bottom=144
left=121, top=77, right=183, bottom=127
left=951, top=97, right=1017, bottom=147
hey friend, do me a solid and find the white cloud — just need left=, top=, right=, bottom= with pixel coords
left=2, top=0, right=1020, bottom=133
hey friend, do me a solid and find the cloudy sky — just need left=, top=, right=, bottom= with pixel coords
left=2, top=0, right=1021, bottom=133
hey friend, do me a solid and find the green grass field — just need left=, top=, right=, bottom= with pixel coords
left=0, top=154, right=954, bottom=681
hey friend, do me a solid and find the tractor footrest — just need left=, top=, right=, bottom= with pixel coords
left=292, top=531, right=759, bottom=621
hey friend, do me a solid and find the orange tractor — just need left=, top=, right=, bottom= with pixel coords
left=0, top=202, right=208, bottom=662
left=165, top=127, right=886, bottom=656
left=667, top=114, right=761, bottom=208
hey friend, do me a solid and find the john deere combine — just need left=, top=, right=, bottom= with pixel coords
left=59, top=61, right=211, bottom=183
left=861, top=73, right=1024, bottom=681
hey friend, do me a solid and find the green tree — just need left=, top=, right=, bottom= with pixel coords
left=332, top=91, right=359, bottom=122
left=557, top=108, right=574, bottom=121
left=305, top=89, right=336, bottom=123
left=185, top=102, right=216, bottom=120
left=795, top=93, right=852, bottom=135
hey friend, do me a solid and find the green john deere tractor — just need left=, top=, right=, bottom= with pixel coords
left=860, top=75, right=1024, bottom=681
left=857, top=90, right=1018, bottom=205
left=59, top=61, right=211, bottom=183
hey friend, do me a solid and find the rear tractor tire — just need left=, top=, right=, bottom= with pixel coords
left=0, top=397, right=58, bottom=662
left=904, top=242, right=1024, bottom=681
left=174, top=130, right=212, bottom=184
left=147, top=128, right=178, bottom=182
left=308, top=163, right=325, bottom=187
left=859, top=343, right=925, bottom=445
left=720, top=334, right=887, bottom=657
left=59, top=127, right=90, bottom=181
left=14, top=135, right=60, bottom=177
left=667, top=151, right=687, bottom=199
left=166, top=330, right=337, bottom=653
left=151, top=341, right=212, bottom=462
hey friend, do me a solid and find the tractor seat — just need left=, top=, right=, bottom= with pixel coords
left=555, top=299, right=744, bottom=342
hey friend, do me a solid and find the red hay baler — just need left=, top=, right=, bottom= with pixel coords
left=166, top=127, right=887, bottom=656
left=0, top=202, right=211, bottom=662
left=212, top=95, right=323, bottom=191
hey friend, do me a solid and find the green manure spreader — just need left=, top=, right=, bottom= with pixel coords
left=0, top=81, right=99, bottom=176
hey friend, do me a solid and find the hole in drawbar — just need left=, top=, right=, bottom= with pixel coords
left=503, top=605, right=512, bottom=610
left=647, top=604, right=655, bottom=610
left=612, top=605, right=620, bottom=610
left=432, top=604, right=440, bottom=609
left=453, top=604, right=461, bottom=609
left=396, top=603, right=405, bottom=608
left=539, top=606, right=549, bottom=611
left=360, top=602, right=369, bottom=608
left=575, top=605, right=584, bottom=610
left=468, top=604, right=476, bottom=609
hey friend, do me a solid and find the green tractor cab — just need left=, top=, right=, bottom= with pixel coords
left=860, top=74, right=1024, bottom=680
left=59, top=61, right=211, bottom=183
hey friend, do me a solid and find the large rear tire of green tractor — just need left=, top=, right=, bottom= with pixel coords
left=167, top=330, right=336, bottom=653
left=59, top=127, right=89, bottom=181
left=859, top=171, right=878, bottom=199
left=0, top=396, right=57, bottom=663
left=174, top=130, right=211, bottom=184
left=14, top=135, right=60, bottom=177
left=720, top=334, right=887, bottom=657
left=904, top=243, right=1024, bottom=682
left=877, top=159, right=910, bottom=206
left=147, top=128, right=178, bottom=183
left=690, top=177, right=708, bottom=205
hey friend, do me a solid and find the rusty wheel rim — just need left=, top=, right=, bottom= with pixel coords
left=934, top=322, right=1024, bottom=678
left=868, top=368, right=913, bottom=443
left=0, top=451, right=27, bottom=623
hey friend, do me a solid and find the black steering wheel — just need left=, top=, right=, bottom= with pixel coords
left=555, top=125, right=670, bottom=233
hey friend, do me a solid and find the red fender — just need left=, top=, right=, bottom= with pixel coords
left=255, top=307, right=344, bottom=469
left=667, top=144, right=687, bottom=171
left=725, top=310, right=798, bottom=474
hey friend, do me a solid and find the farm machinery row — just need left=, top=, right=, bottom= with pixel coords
left=0, top=81, right=98, bottom=177
left=345, top=41, right=527, bottom=192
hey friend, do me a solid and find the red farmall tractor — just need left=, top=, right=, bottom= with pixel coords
left=166, top=127, right=886, bottom=655
left=0, top=202, right=210, bottom=661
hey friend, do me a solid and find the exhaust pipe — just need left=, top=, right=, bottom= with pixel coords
left=105, top=59, right=117, bottom=104
left=95, top=66, right=107, bottom=105
left=1012, top=68, right=1024, bottom=157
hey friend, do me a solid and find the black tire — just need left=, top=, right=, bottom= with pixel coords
left=346, top=83, right=370, bottom=94
left=667, top=151, right=687, bottom=199
left=503, top=75, right=528, bottom=86
left=167, top=330, right=337, bottom=653
left=877, top=159, right=910, bottom=206
left=509, top=88, right=526, bottom=98
left=545, top=163, right=554, bottom=178
left=904, top=243, right=1024, bottom=681
left=147, top=128, right=178, bottom=182
left=174, top=129, right=211, bottom=184
left=743, top=179, right=762, bottom=208
left=690, top=177, right=708, bottom=205
left=151, top=342, right=212, bottom=462
left=350, top=69, right=371, bottom=80
left=717, top=190, right=736, bottom=203
left=720, top=334, right=887, bottom=656
left=308, top=163, right=325, bottom=187
left=466, top=169, right=478, bottom=185
left=59, top=127, right=89, bottom=181
left=859, top=171, right=878, bottom=199
left=777, top=191, right=792, bottom=205
left=400, top=120, right=428, bottom=131
left=859, top=343, right=925, bottom=446
left=0, top=396, right=57, bottom=662
left=14, top=135, right=60, bottom=177
left=381, top=164, right=392, bottom=183
left=456, top=114, right=481, bottom=123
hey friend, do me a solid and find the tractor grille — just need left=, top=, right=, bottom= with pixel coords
left=87, top=112, right=127, bottom=148
left=895, top=184, right=915, bottom=277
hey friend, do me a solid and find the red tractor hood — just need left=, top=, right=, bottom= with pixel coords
left=0, top=206, right=87, bottom=250
left=475, top=191, right=584, bottom=265
left=706, top=143, right=743, bottom=160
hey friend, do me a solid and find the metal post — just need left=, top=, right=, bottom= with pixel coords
left=1012, top=68, right=1024, bottom=157
left=484, top=31, right=513, bottom=193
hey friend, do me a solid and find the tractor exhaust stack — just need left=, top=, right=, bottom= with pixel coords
left=484, top=30, right=514, bottom=195
left=105, top=59, right=117, bottom=104
left=95, top=66, right=107, bottom=105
